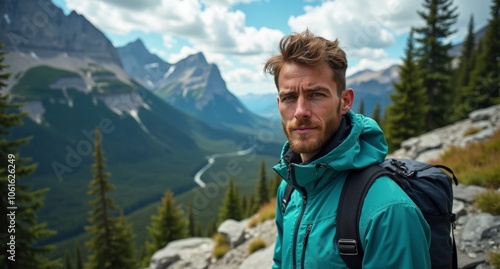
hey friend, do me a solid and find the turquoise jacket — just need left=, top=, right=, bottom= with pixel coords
left=272, top=111, right=431, bottom=269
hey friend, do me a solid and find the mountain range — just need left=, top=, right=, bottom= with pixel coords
left=0, top=0, right=283, bottom=256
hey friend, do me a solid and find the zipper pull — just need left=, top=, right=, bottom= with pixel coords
left=303, top=224, right=312, bottom=245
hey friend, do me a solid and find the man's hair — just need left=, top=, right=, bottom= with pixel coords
left=264, top=29, right=348, bottom=94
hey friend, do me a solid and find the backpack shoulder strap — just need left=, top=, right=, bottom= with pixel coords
left=281, top=183, right=295, bottom=214
left=336, top=164, right=392, bottom=269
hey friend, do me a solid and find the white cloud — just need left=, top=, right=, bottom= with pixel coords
left=167, top=46, right=199, bottom=64
left=162, top=35, right=176, bottom=49
left=347, top=58, right=401, bottom=77
left=227, top=72, right=277, bottom=96
left=288, top=1, right=397, bottom=52
left=63, top=0, right=491, bottom=96
left=66, top=0, right=283, bottom=56
left=225, top=67, right=263, bottom=84
left=201, top=0, right=258, bottom=6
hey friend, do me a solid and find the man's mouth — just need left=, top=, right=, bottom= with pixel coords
left=293, top=126, right=315, bottom=134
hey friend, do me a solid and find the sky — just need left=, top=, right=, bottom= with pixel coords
left=51, top=0, right=491, bottom=96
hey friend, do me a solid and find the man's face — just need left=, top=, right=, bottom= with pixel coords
left=277, top=61, right=351, bottom=162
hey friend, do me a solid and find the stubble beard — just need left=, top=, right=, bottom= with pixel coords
left=283, top=104, right=343, bottom=155
left=282, top=119, right=328, bottom=155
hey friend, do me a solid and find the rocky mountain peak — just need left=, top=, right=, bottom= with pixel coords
left=171, top=52, right=209, bottom=74
left=117, top=38, right=171, bottom=89
left=0, top=0, right=122, bottom=66
left=122, top=39, right=149, bottom=54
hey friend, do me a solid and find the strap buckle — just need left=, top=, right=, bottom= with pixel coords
left=337, top=239, right=359, bottom=256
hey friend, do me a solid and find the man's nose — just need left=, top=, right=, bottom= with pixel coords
left=294, top=96, right=312, bottom=119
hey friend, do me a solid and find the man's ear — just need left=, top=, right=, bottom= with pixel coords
left=341, top=88, right=354, bottom=115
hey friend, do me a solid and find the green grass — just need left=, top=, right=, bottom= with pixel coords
left=11, top=66, right=80, bottom=98
left=248, top=198, right=276, bottom=228
left=432, top=130, right=500, bottom=214
left=212, top=233, right=230, bottom=259
left=92, top=79, right=134, bottom=93
left=490, top=251, right=500, bottom=268
left=247, top=239, right=267, bottom=254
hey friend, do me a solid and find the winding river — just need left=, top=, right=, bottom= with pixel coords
left=194, top=145, right=257, bottom=188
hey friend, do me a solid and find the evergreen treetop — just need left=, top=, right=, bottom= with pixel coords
left=84, top=127, right=136, bottom=269
left=415, top=0, right=458, bottom=130
left=143, top=190, right=188, bottom=266
left=385, top=29, right=428, bottom=152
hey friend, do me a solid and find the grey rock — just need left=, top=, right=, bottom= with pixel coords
left=149, top=237, right=213, bottom=269
left=469, top=105, right=500, bottom=122
left=461, top=213, right=496, bottom=242
left=416, top=133, right=442, bottom=153
left=454, top=185, right=487, bottom=203
left=218, top=219, right=248, bottom=248
left=0, top=0, right=122, bottom=66
left=463, top=129, right=495, bottom=145
left=239, top=243, right=275, bottom=269
left=454, top=200, right=466, bottom=218
left=415, top=148, right=444, bottom=162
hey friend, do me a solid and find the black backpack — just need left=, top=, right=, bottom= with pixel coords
left=281, top=158, right=459, bottom=269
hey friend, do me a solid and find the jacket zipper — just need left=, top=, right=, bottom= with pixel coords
left=289, top=165, right=308, bottom=269
left=301, top=224, right=313, bottom=269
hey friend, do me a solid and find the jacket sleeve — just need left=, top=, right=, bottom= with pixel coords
left=272, top=182, right=286, bottom=269
left=361, top=202, right=432, bottom=269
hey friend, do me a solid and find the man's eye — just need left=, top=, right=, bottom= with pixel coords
left=281, top=95, right=296, bottom=102
left=310, top=92, right=324, bottom=98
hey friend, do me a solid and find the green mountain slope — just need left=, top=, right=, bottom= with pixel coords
left=7, top=64, right=283, bottom=257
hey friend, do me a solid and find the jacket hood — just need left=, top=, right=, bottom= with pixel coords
left=274, top=111, right=388, bottom=190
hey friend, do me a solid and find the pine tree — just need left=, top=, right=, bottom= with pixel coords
left=187, top=201, right=196, bottom=237
left=84, top=127, right=136, bottom=269
left=75, top=244, right=83, bottom=269
left=205, top=218, right=218, bottom=237
left=371, top=103, right=382, bottom=125
left=246, top=194, right=257, bottom=217
left=358, top=99, right=365, bottom=115
left=195, top=223, right=202, bottom=238
left=0, top=44, right=59, bottom=269
left=255, top=160, right=269, bottom=208
left=452, top=15, right=477, bottom=119
left=218, top=177, right=243, bottom=223
left=143, top=190, right=188, bottom=266
left=241, top=195, right=248, bottom=218
left=114, top=210, right=136, bottom=267
left=269, top=173, right=282, bottom=198
left=466, top=0, right=500, bottom=110
left=415, top=0, right=458, bottom=130
left=64, top=251, right=74, bottom=269
left=386, top=30, right=429, bottom=152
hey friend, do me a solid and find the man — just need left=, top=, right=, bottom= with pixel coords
left=264, top=29, right=431, bottom=269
